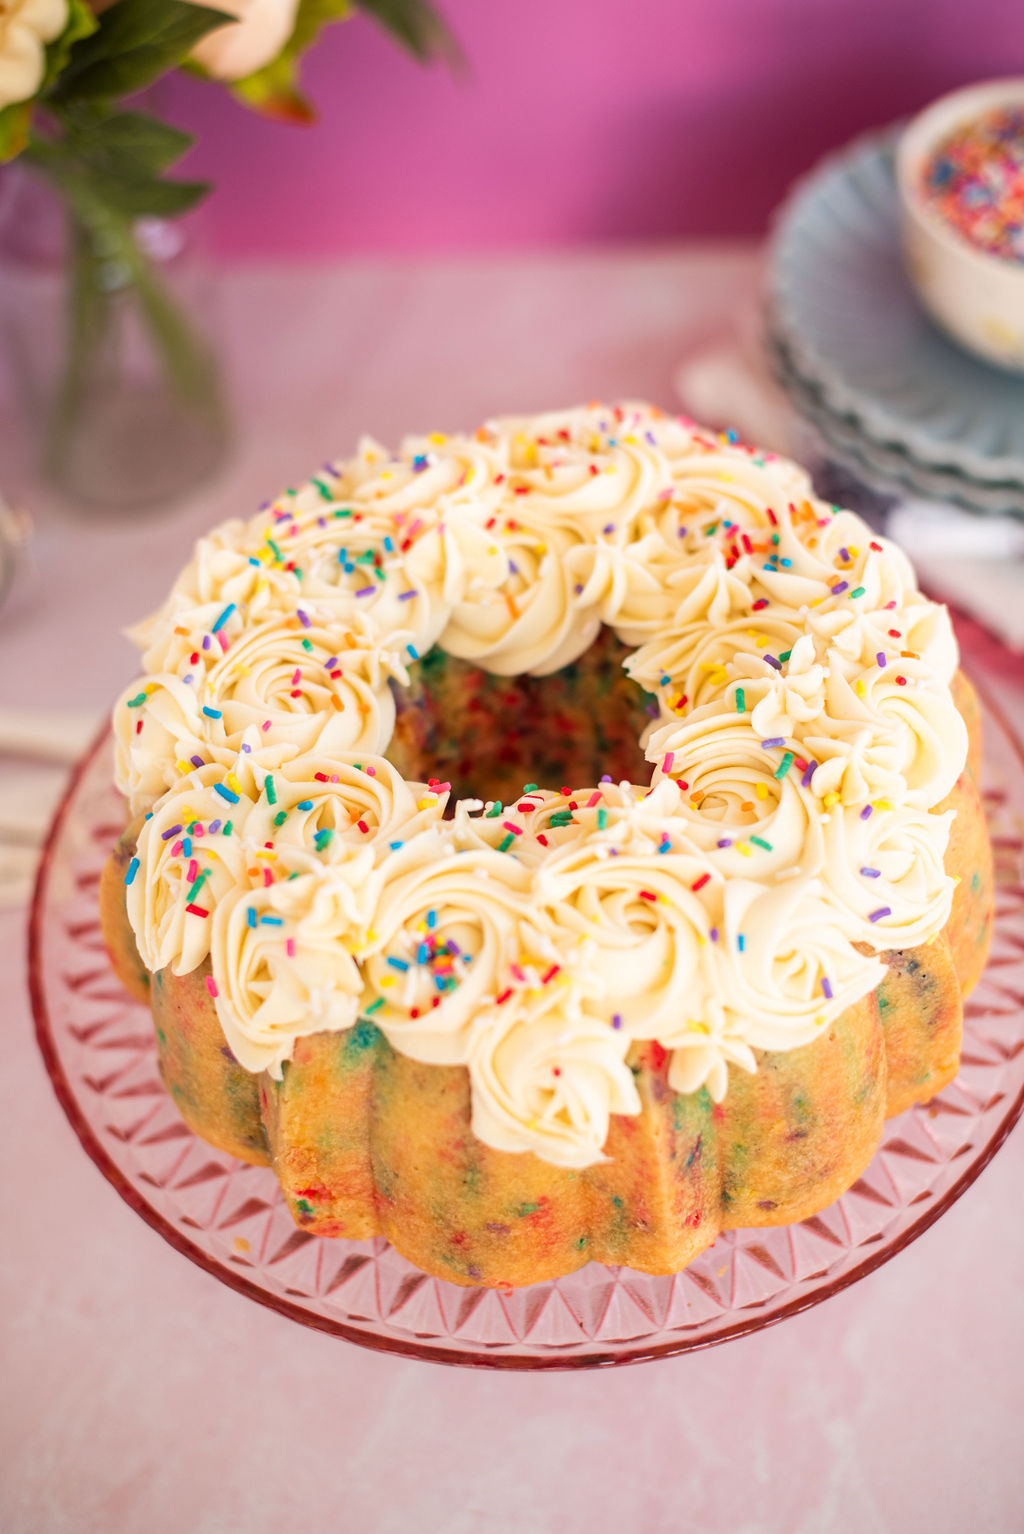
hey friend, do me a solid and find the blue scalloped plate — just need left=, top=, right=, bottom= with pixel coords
left=765, top=320, right=1024, bottom=520
left=769, top=131, right=1024, bottom=492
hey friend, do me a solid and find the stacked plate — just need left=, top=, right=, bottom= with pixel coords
left=767, top=131, right=1024, bottom=519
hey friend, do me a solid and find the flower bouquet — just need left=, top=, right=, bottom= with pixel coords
left=0, top=0, right=451, bottom=509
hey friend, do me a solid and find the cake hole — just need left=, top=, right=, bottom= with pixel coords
left=388, top=627, right=655, bottom=805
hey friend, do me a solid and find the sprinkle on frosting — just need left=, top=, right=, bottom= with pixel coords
left=117, top=401, right=967, bottom=1169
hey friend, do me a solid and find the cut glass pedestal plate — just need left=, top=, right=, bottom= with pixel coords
left=30, top=661, right=1024, bottom=1369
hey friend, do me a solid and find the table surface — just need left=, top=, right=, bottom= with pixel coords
left=2, top=244, right=1022, bottom=1534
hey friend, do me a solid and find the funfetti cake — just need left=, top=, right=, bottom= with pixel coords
left=99, top=402, right=993, bottom=1288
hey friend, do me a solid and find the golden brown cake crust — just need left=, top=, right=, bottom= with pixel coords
left=97, top=407, right=995, bottom=1287
left=95, top=660, right=995, bottom=1287
left=952, top=669, right=983, bottom=785
left=98, top=821, right=150, bottom=1005
left=875, top=937, right=962, bottom=1119
left=133, top=938, right=971, bottom=1287
left=938, top=770, right=994, bottom=996
left=150, top=964, right=269, bottom=1167
left=718, top=994, right=886, bottom=1230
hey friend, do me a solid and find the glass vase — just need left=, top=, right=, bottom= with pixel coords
left=0, top=166, right=229, bottom=514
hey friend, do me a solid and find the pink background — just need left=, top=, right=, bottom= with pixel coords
left=168, top=0, right=1024, bottom=259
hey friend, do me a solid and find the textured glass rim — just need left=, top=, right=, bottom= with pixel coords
left=28, top=674, right=1024, bottom=1371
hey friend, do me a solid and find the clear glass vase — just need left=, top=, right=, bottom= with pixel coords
left=0, top=166, right=229, bottom=514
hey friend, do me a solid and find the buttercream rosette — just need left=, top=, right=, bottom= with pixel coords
left=117, top=401, right=970, bottom=1170
left=114, top=615, right=408, bottom=815
left=242, top=750, right=449, bottom=869
left=440, top=505, right=599, bottom=676
left=496, top=407, right=679, bottom=540
left=645, top=704, right=826, bottom=881
left=534, top=835, right=716, bottom=1040
left=126, top=748, right=442, bottom=978
left=707, top=876, right=888, bottom=1052
left=131, top=432, right=509, bottom=674
left=209, top=861, right=375, bottom=1076
left=359, top=832, right=551, bottom=1065
left=625, top=608, right=806, bottom=708
left=820, top=801, right=955, bottom=948
left=127, top=765, right=259, bottom=977
left=467, top=984, right=642, bottom=1169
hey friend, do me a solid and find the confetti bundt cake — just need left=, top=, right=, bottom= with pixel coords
left=99, top=403, right=993, bottom=1289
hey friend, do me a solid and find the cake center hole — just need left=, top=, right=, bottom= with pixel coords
left=388, top=627, right=655, bottom=805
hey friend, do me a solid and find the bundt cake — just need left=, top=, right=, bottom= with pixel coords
left=99, top=403, right=993, bottom=1289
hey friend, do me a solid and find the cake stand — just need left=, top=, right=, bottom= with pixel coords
left=29, top=669, right=1024, bottom=1369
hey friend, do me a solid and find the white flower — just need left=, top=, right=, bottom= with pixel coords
left=189, top=0, right=300, bottom=81
left=0, top=0, right=67, bottom=111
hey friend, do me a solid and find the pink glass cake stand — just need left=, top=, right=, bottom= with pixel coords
left=29, top=673, right=1024, bottom=1370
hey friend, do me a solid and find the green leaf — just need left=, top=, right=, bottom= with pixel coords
left=69, top=111, right=195, bottom=177
left=230, top=68, right=317, bottom=125
left=0, top=0, right=97, bottom=160
left=228, top=0, right=352, bottom=121
left=24, top=121, right=210, bottom=222
left=0, top=102, right=32, bottom=162
left=354, top=0, right=453, bottom=62
left=223, top=0, right=454, bottom=121
left=81, top=168, right=211, bottom=218
left=39, top=0, right=98, bottom=95
left=38, top=106, right=205, bottom=220
left=287, top=0, right=355, bottom=56
left=54, top=0, right=235, bottom=102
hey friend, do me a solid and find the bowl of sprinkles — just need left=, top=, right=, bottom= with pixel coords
left=898, top=80, right=1024, bottom=372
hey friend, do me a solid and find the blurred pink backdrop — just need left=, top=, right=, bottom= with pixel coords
left=167, top=0, right=1024, bottom=258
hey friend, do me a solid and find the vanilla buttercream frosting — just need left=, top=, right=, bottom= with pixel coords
left=117, top=402, right=968, bottom=1169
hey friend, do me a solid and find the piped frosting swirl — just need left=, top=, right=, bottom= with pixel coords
left=116, top=402, right=968, bottom=1169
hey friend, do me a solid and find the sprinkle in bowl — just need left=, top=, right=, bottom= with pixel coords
left=897, top=78, right=1024, bottom=373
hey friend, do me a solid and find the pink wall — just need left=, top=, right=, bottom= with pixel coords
left=167, top=0, right=1024, bottom=258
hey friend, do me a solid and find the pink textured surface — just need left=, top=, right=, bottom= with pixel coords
left=166, top=0, right=1024, bottom=257
left=28, top=716, right=1024, bottom=1367
left=2, top=248, right=1023, bottom=1529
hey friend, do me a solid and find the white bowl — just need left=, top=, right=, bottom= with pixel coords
left=897, top=78, right=1024, bottom=373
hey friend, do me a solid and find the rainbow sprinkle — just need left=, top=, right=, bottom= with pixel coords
left=922, top=106, right=1024, bottom=262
